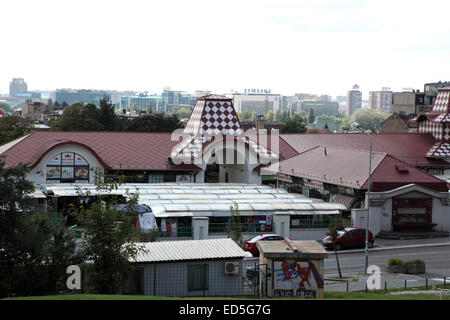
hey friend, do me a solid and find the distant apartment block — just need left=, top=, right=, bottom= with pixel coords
left=9, top=78, right=28, bottom=97
left=369, top=87, right=393, bottom=113
left=346, top=84, right=362, bottom=117
left=392, top=90, right=432, bottom=115
left=55, top=89, right=111, bottom=107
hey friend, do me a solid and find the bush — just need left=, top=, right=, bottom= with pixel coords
left=387, top=258, right=404, bottom=266
left=405, top=259, right=425, bottom=265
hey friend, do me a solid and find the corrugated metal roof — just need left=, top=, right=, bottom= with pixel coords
left=39, top=183, right=346, bottom=217
left=132, top=238, right=248, bottom=263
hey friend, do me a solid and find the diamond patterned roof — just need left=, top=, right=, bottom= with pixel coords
left=174, top=95, right=278, bottom=163
left=426, top=141, right=450, bottom=158
left=414, top=87, right=450, bottom=158
left=432, top=88, right=450, bottom=114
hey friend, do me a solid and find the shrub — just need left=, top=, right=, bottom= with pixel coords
left=405, top=259, right=425, bottom=265
left=387, top=258, right=404, bottom=266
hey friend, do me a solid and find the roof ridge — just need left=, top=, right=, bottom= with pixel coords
left=0, top=132, right=34, bottom=155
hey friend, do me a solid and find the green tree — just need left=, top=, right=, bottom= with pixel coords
left=308, top=108, right=315, bottom=124
left=264, top=111, right=275, bottom=123
left=123, top=114, right=181, bottom=132
left=57, top=103, right=104, bottom=131
left=228, top=202, right=243, bottom=247
left=0, top=157, right=80, bottom=297
left=326, top=218, right=345, bottom=279
left=176, top=107, right=192, bottom=120
left=350, top=109, right=391, bottom=132
left=98, top=96, right=119, bottom=131
left=280, top=118, right=307, bottom=134
left=72, top=172, right=144, bottom=294
left=0, top=116, right=34, bottom=145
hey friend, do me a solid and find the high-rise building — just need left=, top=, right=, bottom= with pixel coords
left=369, top=87, right=393, bottom=113
left=9, top=78, right=28, bottom=97
left=346, top=84, right=362, bottom=117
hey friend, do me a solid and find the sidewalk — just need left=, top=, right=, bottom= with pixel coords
left=324, top=271, right=450, bottom=292
left=335, top=237, right=450, bottom=254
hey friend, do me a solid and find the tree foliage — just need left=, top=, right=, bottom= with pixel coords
left=228, top=202, right=243, bottom=247
left=350, top=109, right=391, bottom=132
left=0, top=116, right=34, bottom=146
left=122, top=114, right=181, bottom=132
left=175, top=107, right=192, bottom=120
left=54, top=99, right=181, bottom=133
left=280, top=118, right=307, bottom=134
left=0, top=157, right=80, bottom=297
left=72, top=172, right=144, bottom=294
left=308, top=108, right=315, bottom=124
left=58, top=103, right=104, bottom=131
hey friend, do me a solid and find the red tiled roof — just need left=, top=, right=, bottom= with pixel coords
left=280, top=133, right=449, bottom=167
left=0, top=131, right=201, bottom=171
left=262, top=146, right=447, bottom=192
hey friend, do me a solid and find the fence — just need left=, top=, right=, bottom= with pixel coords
left=291, top=218, right=352, bottom=229
left=209, top=222, right=273, bottom=234
left=159, top=226, right=192, bottom=238
left=117, top=257, right=268, bottom=297
left=325, top=276, right=450, bottom=294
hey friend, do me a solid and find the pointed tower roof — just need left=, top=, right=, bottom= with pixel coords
left=171, top=95, right=278, bottom=164
left=414, top=86, right=450, bottom=158
left=184, top=95, right=243, bottom=136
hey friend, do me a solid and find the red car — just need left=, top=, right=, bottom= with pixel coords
left=322, top=227, right=374, bottom=251
left=243, top=234, right=285, bottom=256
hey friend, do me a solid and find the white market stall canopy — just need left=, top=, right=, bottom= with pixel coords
left=37, top=183, right=346, bottom=218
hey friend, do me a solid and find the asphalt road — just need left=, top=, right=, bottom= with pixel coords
left=324, top=244, right=450, bottom=278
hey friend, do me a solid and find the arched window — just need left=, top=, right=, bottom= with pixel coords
left=46, top=152, right=90, bottom=183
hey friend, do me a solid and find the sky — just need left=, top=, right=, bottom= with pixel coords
left=1, top=0, right=450, bottom=98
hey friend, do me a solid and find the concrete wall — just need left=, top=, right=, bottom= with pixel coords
left=141, top=259, right=244, bottom=297
left=28, top=143, right=104, bottom=185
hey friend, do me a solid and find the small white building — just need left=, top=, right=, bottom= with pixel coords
left=124, top=238, right=250, bottom=296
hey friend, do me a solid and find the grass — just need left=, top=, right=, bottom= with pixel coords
left=4, top=286, right=450, bottom=301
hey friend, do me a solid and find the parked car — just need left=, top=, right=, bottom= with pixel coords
left=243, top=233, right=286, bottom=256
left=246, top=265, right=259, bottom=282
left=322, top=227, right=374, bottom=251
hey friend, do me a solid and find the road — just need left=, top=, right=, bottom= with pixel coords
left=324, top=244, right=450, bottom=278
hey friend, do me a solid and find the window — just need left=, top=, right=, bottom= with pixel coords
left=187, top=264, right=208, bottom=291
left=148, top=174, right=164, bottom=183
left=46, top=152, right=89, bottom=183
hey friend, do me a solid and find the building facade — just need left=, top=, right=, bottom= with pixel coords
left=9, top=78, right=28, bottom=97
left=369, top=88, right=393, bottom=113
left=232, top=92, right=281, bottom=114
left=346, top=85, right=362, bottom=117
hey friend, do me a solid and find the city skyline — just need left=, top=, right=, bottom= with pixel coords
left=1, top=0, right=450, bottom=97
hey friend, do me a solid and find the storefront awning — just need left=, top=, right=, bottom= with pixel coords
left=331, top=194, right=360, bottom=209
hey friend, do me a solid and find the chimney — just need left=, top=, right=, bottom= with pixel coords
left=256, top=115, right=265, bottom=133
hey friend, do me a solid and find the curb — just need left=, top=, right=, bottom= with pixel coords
left=332, top=242, right=450, bottom=254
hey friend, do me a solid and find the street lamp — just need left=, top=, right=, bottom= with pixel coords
left=352, top=122, right=372, bottom=274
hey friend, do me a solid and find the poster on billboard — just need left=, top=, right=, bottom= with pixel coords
left=273, top=260, right=323, bottom=298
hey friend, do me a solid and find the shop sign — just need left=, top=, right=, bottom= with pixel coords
left=276, top=173, right=293, bottom=183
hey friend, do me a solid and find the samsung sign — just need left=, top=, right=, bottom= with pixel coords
left=244, top=89, right=272, bottom=94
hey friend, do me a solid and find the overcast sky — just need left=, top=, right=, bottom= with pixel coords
left=1, top=0, right=450, bottom=98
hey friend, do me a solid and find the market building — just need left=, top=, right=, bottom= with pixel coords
left=1, top=93, right=450, bottom=237
left=261, top=146, right=450, bottom=234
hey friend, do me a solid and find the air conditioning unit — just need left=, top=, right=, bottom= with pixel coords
left=224, top=261, right=240, bottom=275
